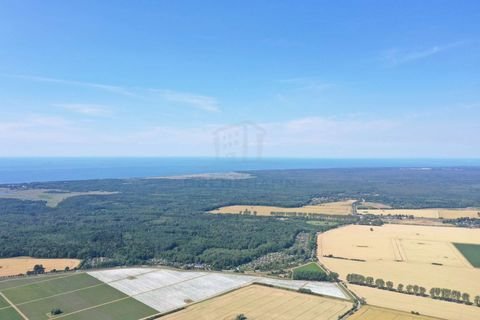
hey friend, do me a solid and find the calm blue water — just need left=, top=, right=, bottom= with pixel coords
left=0, top=158, right=480, bottom=184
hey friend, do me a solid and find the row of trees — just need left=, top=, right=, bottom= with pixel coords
left=293, top=269, right=339, bottom=282
left=430, top=287, right=473, bottom=304
left=347, top=273, right=480, bottom=307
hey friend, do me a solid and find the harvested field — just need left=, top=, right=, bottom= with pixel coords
left=350, top=285, right=480, bottom=320
left=0, top=188, right=117, bottom=207
left=210, top=200, right=355, bottom=216
left=357, top=208, right=480, bottom=219
left=350, top=305, right=442, bottom=320
left=0, top=273, right=157, bottom=320
left=159, top=284, right=352, bottom=320
left=88, top=267, right=348, bottom=315
left=0, top=257, right=81, bottom=277
left=318, top=224, right=480, bottom=320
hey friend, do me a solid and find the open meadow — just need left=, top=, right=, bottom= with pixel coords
left=0, top=257, right=81, bottom=277
left=210, top=200, right=355, bottom=216
left=318, top=224, right=480, bottom=319
left=0, top=188, right=117, bottom=207
left=159, top=284, right=352, bottom=320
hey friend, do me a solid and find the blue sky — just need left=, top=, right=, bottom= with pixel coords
left=0, top=0, right=479, bottom=157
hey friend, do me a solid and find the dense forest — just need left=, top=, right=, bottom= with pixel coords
left=1, top=167, right=480, bottom=269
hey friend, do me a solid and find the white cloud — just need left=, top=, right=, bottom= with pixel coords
left=55, top=103, right=113, bottom=117
left=0, top=112, right=479, bottom=157
left=4, top=74, right=221, bottom=112
left=382, top=41, right=467, bottom=66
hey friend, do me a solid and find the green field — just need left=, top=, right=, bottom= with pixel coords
left=0, top=273, right=158, bottom=320
left=454, top=243, right=480, bottom=268
left=293, top=262, right=324, bottom=273
left=0, top=306, right=23, bottom=320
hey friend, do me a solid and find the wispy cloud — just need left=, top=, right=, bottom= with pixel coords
left=277, top=77, right=333, bottom=92
left=3, top=74, right=221, bottom=112
left=382, top=41, right=467, bottom=66
left=150, top=89, right=220, bottom=112
left=8, top=74, right=136, bottom=97
left=54, top=103, right=113, bottom=117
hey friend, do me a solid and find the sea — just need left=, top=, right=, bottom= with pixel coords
left=0, top=157, right=480, bottom=184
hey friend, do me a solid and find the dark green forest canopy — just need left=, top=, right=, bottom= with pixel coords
left=1, top=167, right=480, bottom=269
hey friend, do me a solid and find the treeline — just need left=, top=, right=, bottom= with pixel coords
left=347, top=273, right=480, bottom=307
left=293, top=269, right=338, bottom=282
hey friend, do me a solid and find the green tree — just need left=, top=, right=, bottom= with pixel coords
left=413, top=285, right=419, bottom=295
left=235, top=314, right=247, bottom=320
left=462, top=293, right=471, bottom=304
left=386, top=281, right=394, bottom=291
left=419, top=287, right=426, bottom=296
left=474, top=295, right=480, bottom=307
left=406, top=285, right=413, bottom=294
left=51, top=308, right=62, bottom=315
left=366, top=277, right=374, bottom=286
left=375, top=278, right=385, bottom=289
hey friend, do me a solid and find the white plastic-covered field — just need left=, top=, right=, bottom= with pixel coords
left=88, top=267, right=348, bottom=315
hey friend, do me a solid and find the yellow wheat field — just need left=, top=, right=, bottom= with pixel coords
left=317, top=225, right=480, bottom=320
left=210, top=200, right=355, bottom=216
left=357, top=208, right=480, bottom=219
left=0, top=257, right=81, bottom=277
left=350, top=305, right=441, bottom=320
left=160, top=284, right=352, bottom=320
left=350, top=286, right=480, bottom=320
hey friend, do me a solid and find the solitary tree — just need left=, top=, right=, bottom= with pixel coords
left=235, top=314, right=247, bottom=320
left=51, top=308, right=62, bottom=315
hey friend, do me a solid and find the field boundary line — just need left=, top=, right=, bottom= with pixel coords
left=0, top=292, right=29, bottom=320
left=2, top=274, right=79, bottom=291
left=16, top=283, right=106, bottom=306
left=48, top=296, right=130, bottom=319
left=0, top=305, right=14, bottom=311
left=449, top=242, right=474, bottom=268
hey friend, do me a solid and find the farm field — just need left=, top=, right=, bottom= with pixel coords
left=88, top=267, right=348, bottom=315
left=0, top=272, right=158, bottom=320
left=350, top=285, right=480, bottom=320
left=454, top=243, right=480, bottom=268
left=0, top=257, right=81, bottom=277
left=349, top=305, right=442, bottom=320
left=210, top=199, right=355, bottom=216
left=159, top=284, right=353, bottom=320
left=0, top=188, right=117, bottom=207
left=357, top=208, right=480, bottom=219
left=318, top=224, right=480, bottom=320
left=293, top=262, right=323, bottom=273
